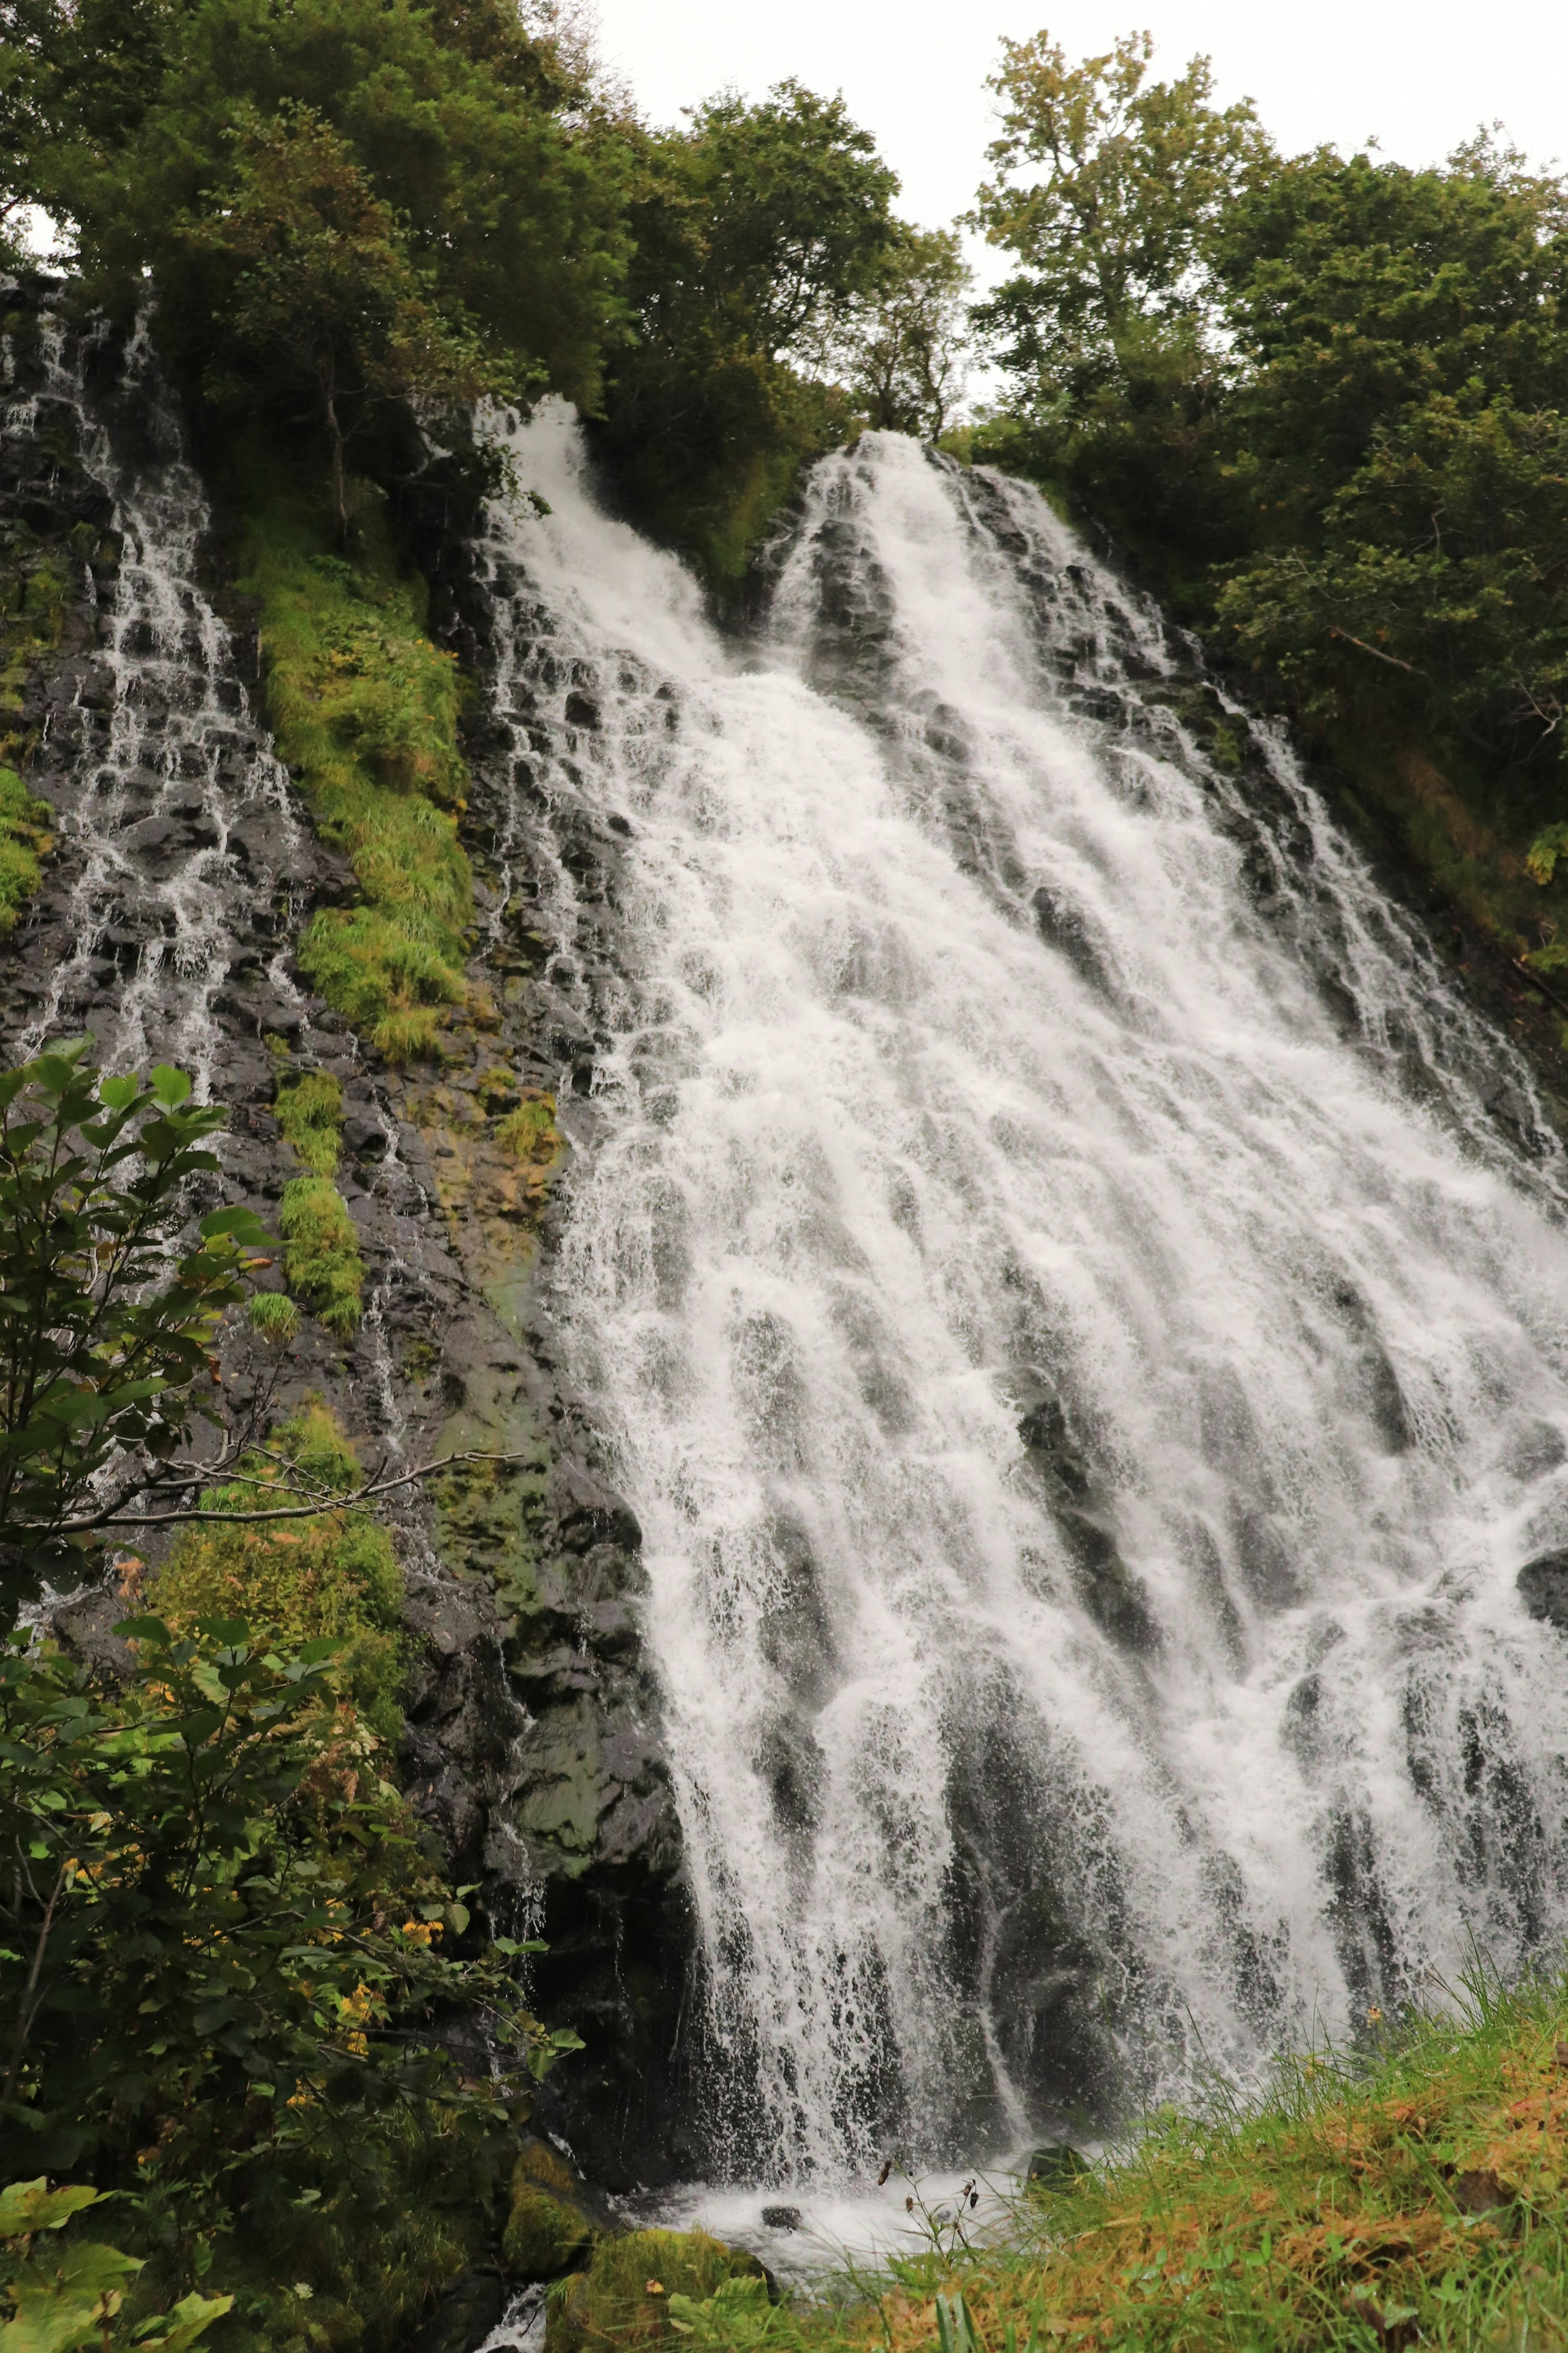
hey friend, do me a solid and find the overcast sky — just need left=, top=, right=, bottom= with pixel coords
left=590, top=0, right=1568, bottom=265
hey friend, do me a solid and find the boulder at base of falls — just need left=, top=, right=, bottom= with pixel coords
left=546, top=2229, right=770, bottom=2352
left=502, top=2141, right=601, bottom=2279
left=1518, top=1549, right=1568, bottom=1630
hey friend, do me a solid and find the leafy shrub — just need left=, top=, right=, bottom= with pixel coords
left=0, top=2178, right=230, bottom=2352
left=0, top=1616, right=569, bottom=2350
left=149, top=1399, right=402, bottom=1737
left=279, top=1175, right=364, bottom=1333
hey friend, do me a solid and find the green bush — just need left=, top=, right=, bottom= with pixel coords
left=149, top=1398, right=402, bottom=1737
left=279, top=1175, right=365, bottom=1333
left=0, top=1615, right=564, bottom=2353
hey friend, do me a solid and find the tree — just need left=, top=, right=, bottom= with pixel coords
left=180, top=107, right=508, bottom=533
left=833, top=225, right=973, bottom=438
left=972, top=29, right=1271, bottom=393
left=596, top=80, right=903, bottom=575
left=9, top=0, right=633, bottom=430
left=1211, top=140, right=1568, bottom=772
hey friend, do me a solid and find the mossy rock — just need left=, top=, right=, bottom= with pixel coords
left=546, top=2230, right=767, bottom=2352
left=503, top=2141, right=599, bottom=2279
left=503, top=2186, right=596, bottom=2280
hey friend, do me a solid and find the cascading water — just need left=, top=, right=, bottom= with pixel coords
left=1, top=308, right=307, bottom=1084
left=475, top=405, right=1568, bottom=2185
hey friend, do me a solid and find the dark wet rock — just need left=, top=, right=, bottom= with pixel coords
left=1519, top=1550, right=1568, bottom=1630
left=759, top=2205, right=802, bottom=2230
left=408, top=2267, right=508, bottom=2353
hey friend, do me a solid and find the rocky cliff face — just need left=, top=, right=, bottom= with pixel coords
left=0, top=283, right=695, bottom=2190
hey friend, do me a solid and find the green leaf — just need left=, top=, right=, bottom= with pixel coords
left=0, top=2182, right=105, bottom=2238
left=149, top=1066, right=193, bottom=1108
left=198, top=1206, right=272, bottom=1246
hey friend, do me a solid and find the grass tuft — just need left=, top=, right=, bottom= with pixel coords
left=279, top=1175, right=364, bottom=1333
left=274, top=1068, right=344, bottom=1177
left=237, top=471, right=474, bottom=1063
left=247, top=1289, right=301, bottom=1345
left=495, top=1093, right=559, bottom=1166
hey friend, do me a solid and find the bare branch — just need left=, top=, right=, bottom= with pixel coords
left=57, top=1447, right=528, bottom=1535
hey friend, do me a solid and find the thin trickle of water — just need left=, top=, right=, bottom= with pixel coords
left=6, top=311, right=303, bottom=1085
left=475, top=408, right=1568, bottom=2184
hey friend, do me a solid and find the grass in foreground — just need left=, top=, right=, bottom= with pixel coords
left=653, top=1968, right=1568, bottom=2353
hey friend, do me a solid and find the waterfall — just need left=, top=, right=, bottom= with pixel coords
left=475, top=405, right=1568, bottom=2183
left=1, top=308, right=308, bottom=1086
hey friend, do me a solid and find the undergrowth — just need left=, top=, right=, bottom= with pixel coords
left=658, top=1967, right=1568, bottom=2353
left=148, top=1396, right=403, bottom=1737
left=236, top=464, right=474, bottom=1063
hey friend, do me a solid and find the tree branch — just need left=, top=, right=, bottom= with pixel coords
left=1329, top=625, right=1424, bottom=677
left=57, top=1447, right=530, bottom=1534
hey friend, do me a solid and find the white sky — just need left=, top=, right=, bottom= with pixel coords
left=590, top=0, right=1568, bottom=265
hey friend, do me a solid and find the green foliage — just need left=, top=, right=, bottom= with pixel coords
left=149, top=1397, right=402, bottom=1737
left=0, top=2178, right=231, bottom=2352
left=274, top=1068, right=343, bottom=1177
left=0, top=1045, right=268, bottom=1625
left=176, top=104, right=511, bottom=533
left=830, top=225, right=972, bottom=438
left=0, top=1613, right=564, bottom=2346
left=1210, top=142, right=1568, bottom=777
left=976, top=40, right=1568, bottom=935
left=0, top=562, right=68, bottom=751
left=595, top=83, right=902, bottom=578
left=278, top=1176, right=363, bottom=1334
left=494, top=1096, right=560, bottom=1167
left=0, top=767, right=52, bottom=937
left=239, top=486, right=473, bottom=1059
left=973, top=31, right=1270, bottom=389
left=10, top=0, right=631, bottom=433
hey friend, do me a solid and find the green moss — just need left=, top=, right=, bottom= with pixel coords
left=275, top=1067, right=344, bottom=1176
left=149, top=1399, right=403, bottom=1738
left=495, top=1094, right=560, bottom=1165
left=279, top=1174, right=364, bottom=1332
left=236, top=470, right=474, bottom=1062
left=503, top=2183, right=596, bottom=2281
left=0, top=764, right=53, bottom=932
left=0, top=557, right=69, bottom=741
left=547, top=2230, right=767, bottom=2353
left=247, top=1289, right=301, bottom=1344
